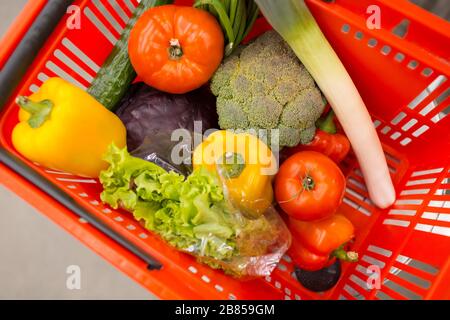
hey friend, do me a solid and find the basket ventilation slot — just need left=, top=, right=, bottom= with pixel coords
left=382, top=279, right=421, bottom=300
left=109, top=0, right=131, bottom=23
left=61, top=38, right=100, bottom=73
left=340, top=245, right=393, bottom=300
left=53, top=50, right=94, bottom=83
left=381, top=75, right=449, bottom=146
left=186, top=264, right=240, bottom=299
left=82, top=0, right=136, bottom=45
left=392, top=19, right=410, bottom=38
left=46, top=61, right=87, bottom=90
left=341, top=23, right=436, bottom=81
left=378, top=254, right=440, bottom=300
left=408, top=75, right=450, bottom=124
left=349, top=245, right=437, bottom=300
left=390, top=168, right=450, bottom=237
left=339, top=23, right=449, bottom=148
left=124, top=0, right=136, bottom=13
left=92, top=0, right=125, bottom=35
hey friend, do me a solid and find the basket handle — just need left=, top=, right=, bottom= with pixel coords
left=0, top=148, right=163, bottom=271
left=0, top=0, right=73, bottom=108
left=0, top=0, right=163, bottom=271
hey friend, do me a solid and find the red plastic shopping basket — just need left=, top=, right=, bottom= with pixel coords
left=0, top=0, right=449, bottom=300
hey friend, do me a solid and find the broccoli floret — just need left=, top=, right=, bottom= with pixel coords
left=217, top=98, right=249, bottom=129
left=248, top=95, right=283, bottom=128
left=211, top=31, right=327, bottom=148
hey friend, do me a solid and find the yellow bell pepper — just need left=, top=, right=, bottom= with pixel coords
left=12, top=77, right=126, bottom=178
left=193, top=130, right=277, bottom=219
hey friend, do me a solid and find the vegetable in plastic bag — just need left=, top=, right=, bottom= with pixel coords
left=131, top=134, right=192, bottom=176
left=193, top=130, right=277, bottom=219
left=100, top=144, right=291, bottom=278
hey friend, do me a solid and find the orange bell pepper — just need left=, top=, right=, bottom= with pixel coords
left=288, top=214, right=358, bottom=271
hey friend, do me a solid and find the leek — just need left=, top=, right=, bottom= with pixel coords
left=255, top=0, right=395, bottom=208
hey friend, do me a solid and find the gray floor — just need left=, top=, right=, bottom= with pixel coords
left=0, top=0, right=154, bottom=300
left=0, top=0, right=447, bottom=300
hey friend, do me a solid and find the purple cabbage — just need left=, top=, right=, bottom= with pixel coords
left=115, top=82, right=219, bottom=151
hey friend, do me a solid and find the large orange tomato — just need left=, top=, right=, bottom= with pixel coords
left=128, top=5, right=224, bottom=94
left=275, top=151, right=346, bottom=221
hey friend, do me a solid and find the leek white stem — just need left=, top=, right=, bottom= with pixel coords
left=255, top=0, right=395, bottom=208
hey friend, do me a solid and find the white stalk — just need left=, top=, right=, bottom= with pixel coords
left=255, top=0, right=395, bottom=208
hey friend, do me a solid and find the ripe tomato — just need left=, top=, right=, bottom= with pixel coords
left=129, top=5, right=224, bottom=94
left=275, top=151, right=345, bottom=221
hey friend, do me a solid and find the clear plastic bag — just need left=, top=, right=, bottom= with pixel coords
left=131, top=134, right=192, bottom=176
left=196, top=207, right=291, bottom=278
left=192, top=131, right=291, bottom=277
left=101, top=134, right=290, bottom=278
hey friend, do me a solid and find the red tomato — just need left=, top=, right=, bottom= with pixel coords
left=275, top=151, right=346, bottom=221
left=128, top=5, right=224, bottom=94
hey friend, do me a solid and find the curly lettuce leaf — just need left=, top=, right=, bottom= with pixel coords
left=100, top=145, right=238, bottom=261
left=100, top=145, right=281, bottom=274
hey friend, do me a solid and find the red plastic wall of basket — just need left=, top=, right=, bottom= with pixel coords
left=0, top=0, right=449, bottom=300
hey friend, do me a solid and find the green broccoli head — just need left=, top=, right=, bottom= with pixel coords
left=211, top=31, right=326, bottom=148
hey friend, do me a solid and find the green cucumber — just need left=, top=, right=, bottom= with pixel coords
left=88, top=0, right=173, bottom=111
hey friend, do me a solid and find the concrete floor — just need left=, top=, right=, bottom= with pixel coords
left=0, top=0, right=154, bottom=300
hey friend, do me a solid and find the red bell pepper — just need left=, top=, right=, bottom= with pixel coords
left=285, top=110, right=351, bottom=163
left=288, top=214, right=358, bottom=271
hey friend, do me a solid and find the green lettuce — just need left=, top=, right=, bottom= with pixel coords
left=100, top=145, right=284, bottom=275
left=100, top=144, right=237, bottom=261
